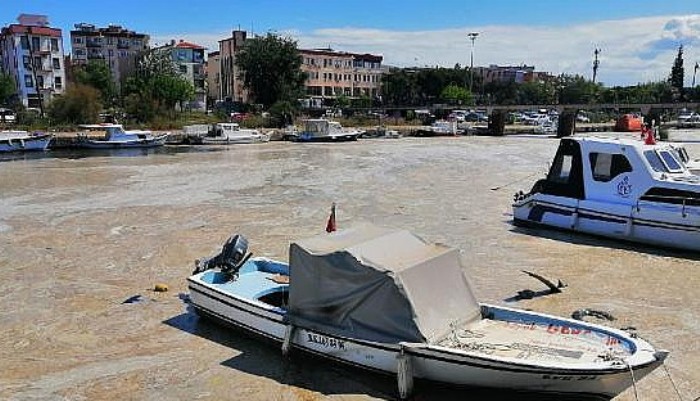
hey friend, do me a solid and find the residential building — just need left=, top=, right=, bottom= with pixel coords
left=70, top=23, right=149, bottom=87
left=474, top=64, right=539, bottom=85
left=300, top=48, right=383, bottom=104
left=218, top=30, right=248, bottom=103
left=206, top=51, right=220, bottom=104
left=0, top=14, right=66, bottom=109
left=156, top=39, right=207, bottom=110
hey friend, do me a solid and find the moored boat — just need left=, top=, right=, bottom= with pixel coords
left=187, top=224, right=666, bottom=399
left=296, top=119, right=362, bottom=142
left=201, top=122, right=270, bottom=145
left=0, top=130, right=52, bottom=152
left=77, top=124, right=168, bottom=149
left=513, top=136, right=700, bottom=251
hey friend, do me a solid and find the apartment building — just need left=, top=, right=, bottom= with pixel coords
left=70, top=23, right=149, bottom=86
left=218, top=30, right=248, bottom=103
left=300, top=49, right=383, bottom=102
left=206, top=51, right=220, bottom=103
left=155, top=39, right=207, bottom=110
left=0, top=14, right=66, bottom=109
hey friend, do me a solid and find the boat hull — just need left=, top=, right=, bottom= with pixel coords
left=513, top=194, right=700, bottom=252
left=188, top=276, right=664, bottom=399
left=295, top=133, right=359, bottom=142
left=0, top=134, right=52, bottom=152
left=200, top=135, right=269, bottom=145
left=78, top=135, right=168, bottom=149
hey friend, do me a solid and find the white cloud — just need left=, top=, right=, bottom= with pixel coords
left=154, top=14, right=700, bottom=86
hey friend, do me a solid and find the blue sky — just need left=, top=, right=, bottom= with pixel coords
left=3, top=1, right=700, bottom=85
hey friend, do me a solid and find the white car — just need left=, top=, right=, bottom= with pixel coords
left=0, top=108, right=15, bottom=124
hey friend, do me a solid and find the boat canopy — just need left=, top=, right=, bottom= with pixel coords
left=288, top=224, right=481, bottom=344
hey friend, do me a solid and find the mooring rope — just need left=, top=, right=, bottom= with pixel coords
left=662, top=364, right=684, bottom=401
left=626, top=361, right=640, bottom=401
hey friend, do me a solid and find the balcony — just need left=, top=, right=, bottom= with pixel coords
left=117, top=41, right=130, bottom=49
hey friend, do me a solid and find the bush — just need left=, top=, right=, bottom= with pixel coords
left=48, top=84, right=101, bottom=124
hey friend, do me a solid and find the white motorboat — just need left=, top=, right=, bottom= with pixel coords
left=296, top=119, right=362, bottom=142
left=188, top=224, right=666, bottom=399
left=513, top=136, right=700, bottom=252
left=201, top=123, right=270, bottom=145
left=77, top=124, right=168, bottom=149
left=0, top=130, right=52, bottom=152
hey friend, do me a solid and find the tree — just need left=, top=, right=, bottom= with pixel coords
left=72, top=60, right=116, bottom=105
left=150, top=74, right=195, bottom=111
left=670, top=45, right=684, bottom=101
left=235, top=33, right=307, bottom=108
left=48, top=83, right=101, bottom=124
left=440, top=84, right=473, bottom=105
left=0, top=73, right=15, bottom=106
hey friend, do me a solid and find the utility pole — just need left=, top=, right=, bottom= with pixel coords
left=592, top=47, right=601, bottom=84
left=693, top=62, right=699, bottom=87
left=467, top=32, right=479, bottom=95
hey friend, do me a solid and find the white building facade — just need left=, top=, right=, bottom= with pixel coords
left=0, top=14, right=66, bottom=109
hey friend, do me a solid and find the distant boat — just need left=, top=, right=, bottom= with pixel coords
left=77, top=124, right=168, bottom=149
left=0, top=130, right=52, bottom=152
left=296, top=119, right=362, bottom=142
left=188, top=224, right=667, bottom=399
left=201, top=123, right=270, bottom=145
left=416, top=120, right=460, bottom=136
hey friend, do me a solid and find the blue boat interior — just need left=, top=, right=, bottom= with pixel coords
left=199, top=258, right=290, bottom=310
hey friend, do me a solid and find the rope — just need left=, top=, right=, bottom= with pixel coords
left=626, top=361, right=640, bottom=401
left=662, top=364, right=684, bottom=401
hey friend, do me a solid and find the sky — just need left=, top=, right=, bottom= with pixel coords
left=4, top=0, right=700, bottom=86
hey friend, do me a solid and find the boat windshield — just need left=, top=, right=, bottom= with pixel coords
left=644, top=150, right=669, bottom=173
left=657, top=150, right=684, bottom=173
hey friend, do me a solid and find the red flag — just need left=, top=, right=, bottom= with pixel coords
left=325, top=203, right=336, bottom=233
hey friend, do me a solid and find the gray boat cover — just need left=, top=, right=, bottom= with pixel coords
left=288, top=224, right=481, bottom=344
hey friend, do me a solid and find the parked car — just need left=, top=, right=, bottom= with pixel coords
left=0, top=108, right=16, bottom=124
left=677, top=110, right=700, bottom=127
left=576, top=113, right=590, bottom=123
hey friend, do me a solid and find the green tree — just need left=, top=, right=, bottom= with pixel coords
left=558, top=74, right=601, bottom=104
left=235, top=33, right=307, bottom=108
left=669, top=45, right=684, bottom=101
left=48, top=83, right=102, bottom=124
left=151, top=74, right=195, bottom=110
left=440, top=84, right=473, bottom=105
left=516, top=81, right=555, bottom=105
left=73, top=61, right=116, bottom=105
left=0, top=73, right=15, bottom=106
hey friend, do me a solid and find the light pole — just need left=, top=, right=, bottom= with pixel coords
left=693, top=62, right=699, bottom=87
left=467, top=32, right=479, bottom=95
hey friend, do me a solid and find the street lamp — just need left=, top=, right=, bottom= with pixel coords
left=693, top=62, right=699, bottom=87
left=467, top=32, right=479, bottom=94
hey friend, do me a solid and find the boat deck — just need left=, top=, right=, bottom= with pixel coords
left=438, top=315, right=633, bottom=365
left=198, top=259, right=289, bottom=302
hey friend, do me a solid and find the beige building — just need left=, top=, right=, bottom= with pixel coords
left=218, top=30, right=248, bottom=103
left=206, top=51, right=220, bottom=103
left=154, top=40, right=207, bottom=110
left=70, top=23, right=149, bottom=86
left=300, top=48, right=383, bottom=103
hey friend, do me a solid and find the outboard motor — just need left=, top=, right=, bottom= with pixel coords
left=193, top=234, right=252, bottom=279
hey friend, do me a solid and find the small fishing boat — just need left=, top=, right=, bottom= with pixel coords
left=513, top=136, right=700, bottom=252
left=296, top=119, right=362, bottom=142
left=188, top=224, right=666, bottom=399
left=0, top=130, right=52, bottom=152
left=77, top=124, right=168, bottom=149
left=201, top=123, right=270, bottom=145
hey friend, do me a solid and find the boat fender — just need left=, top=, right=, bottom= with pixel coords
left=281, top=325, right=295, bottom=357
left=397, top=345, right=414, bottom=400
left=19, top=139, right=25, bottom=148
left=154, top=283, right=168, bottom=292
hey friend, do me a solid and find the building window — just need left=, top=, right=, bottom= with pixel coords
left=73, top=36, right=84, bottom=44
left=53, top=58, right=60, bottom=69
left=179, top=65, right=187, bottom=74
left=24, top=74, right=33, bottom=87
left=21, top=36, right=29, bottom=50
left=23, top=56, right=31, bottom=69
left=51, top=38, right=59, bottom=52
left=55, top=76, right=62, bottom=89
left=37, top=75, right=44, bottom=89
left=31, top=37, right=40, bottom=51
